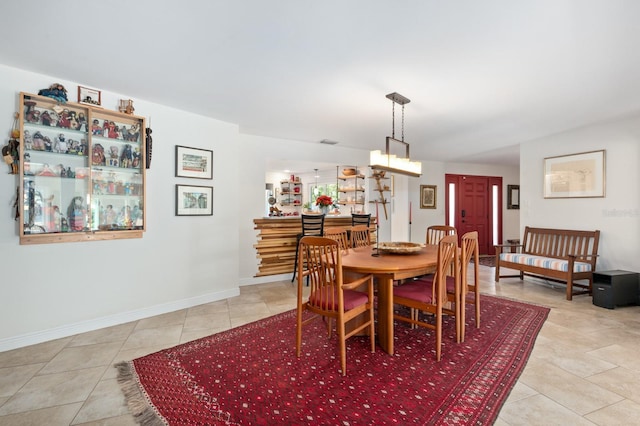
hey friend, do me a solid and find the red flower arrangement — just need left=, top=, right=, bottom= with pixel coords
left=315, top=195, right=333, bottom=207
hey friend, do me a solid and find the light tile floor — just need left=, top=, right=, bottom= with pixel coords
left=1, top=266, right=640, bottom=425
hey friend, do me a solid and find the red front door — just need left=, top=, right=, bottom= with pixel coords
left=445, top=174, right=502, bottom=255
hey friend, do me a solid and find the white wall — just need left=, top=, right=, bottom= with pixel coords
left=520, top=116, right=640, bottom=271
left=0, top=64, right=241, bottom=350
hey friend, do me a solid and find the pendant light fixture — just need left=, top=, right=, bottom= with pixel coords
left=369, top=92, right=422, bottom=177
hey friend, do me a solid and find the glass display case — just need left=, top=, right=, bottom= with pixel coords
left=18, top=92, right=146, bottom=244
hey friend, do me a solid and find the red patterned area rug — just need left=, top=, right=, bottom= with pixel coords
left=116, top=295, right=548, bottom=425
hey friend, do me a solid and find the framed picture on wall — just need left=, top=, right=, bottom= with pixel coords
left=175, top=145, right=213, bottom=179
left=176, top=185, right=213, bottom=216
left=507, top=184, right=520, bottom=209
left=420, top=185, right=437, bottom=209
left=544, top=150, right=605, bottom=198
left=77, top=86, right=101, bottom=106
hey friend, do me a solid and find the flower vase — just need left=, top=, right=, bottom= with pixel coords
left=320, top=206, right=330, bottom=215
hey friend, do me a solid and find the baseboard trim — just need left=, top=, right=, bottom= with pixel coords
left=0, top=288, right=240, bottom=352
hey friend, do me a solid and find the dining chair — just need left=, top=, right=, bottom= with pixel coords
left=295, top=236, right=375, bottom=376
left=351, top=213, right=371, bottom=227
left=460, top=231, right=480, bottom=337
left=324, top=227, right=350, bottom=253
left=350, top=224, right=371, bottom=248
left=291, top=214, right=325, bottom=282
left=392, top=234, right=459, bottom=361
left=409, top=231, right=479, bottom=342
left=425, top=225, right=457, bottom=245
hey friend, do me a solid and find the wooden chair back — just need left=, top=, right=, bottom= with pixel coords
left=460, top=231, right=480, bottom=335
left=426, top=225, right=457, bottom=245
left=350, top=225, right=371, bottom=248
left=324, top=227, right=350, bottom=252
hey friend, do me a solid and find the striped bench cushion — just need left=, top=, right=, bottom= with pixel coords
left=499, top=253, right=592, bottom=273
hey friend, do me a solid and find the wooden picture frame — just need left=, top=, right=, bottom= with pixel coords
left=175, top=145, right=213, bottom=179
left=176, top=185, right=213, bottom=216
left=77, top=86, right=101, bottom=106
left=507, top=184, right=520, bottom=209
left=420, top=185, right=437, bottom=209
left=544, top=150, right=605, bottom=198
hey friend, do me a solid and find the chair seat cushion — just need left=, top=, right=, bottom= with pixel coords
left=393, top=281, right=436, bottom=303
left=309, top=287, right=369, bottom=311
left=499, top=253, right=592, bottom=272
left=413, top=275, right=456, bottom=293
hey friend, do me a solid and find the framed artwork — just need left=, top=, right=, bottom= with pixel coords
left=176, top=184, right=213, bottom=216
left=507, top=184, right=520, bottom=209
left=77, top=86, right=101, bottom=106
left=420, top=185, right=437, bottom=209
left=544, top=150, right=605, bottom=198
left=175, top=145, right=213, bottom=179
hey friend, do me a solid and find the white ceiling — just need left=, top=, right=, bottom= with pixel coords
left=2, top=1, right=640, bottom=169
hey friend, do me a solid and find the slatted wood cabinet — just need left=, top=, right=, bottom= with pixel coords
left=254, top=216, right=376, bottom=277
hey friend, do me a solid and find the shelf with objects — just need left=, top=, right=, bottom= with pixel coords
left=368, top=169, right=390, bottom=220
left=18, top=92, right=146, bottom=245
left=336, top=166, right=366, bottom=213
left=278, top=178, right=303, bottom=210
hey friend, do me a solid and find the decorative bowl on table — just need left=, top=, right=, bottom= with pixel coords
left=377, top=242, right=424, bottom=254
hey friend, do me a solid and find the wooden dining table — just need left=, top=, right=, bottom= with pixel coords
left=341, top=244, right=438, bottom=355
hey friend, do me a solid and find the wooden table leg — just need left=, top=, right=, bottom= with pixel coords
left=376, top=274, right=394, bottom=355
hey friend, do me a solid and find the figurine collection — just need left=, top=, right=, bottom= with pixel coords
left=13, top=83, right=148, bottom=236
left=23, top=186, right=143, bottom=234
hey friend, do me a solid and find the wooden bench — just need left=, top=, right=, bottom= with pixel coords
left=494, top=227, right=600, bottom=300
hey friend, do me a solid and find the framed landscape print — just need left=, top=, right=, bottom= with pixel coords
left=544, top=150, right=605, bottom=198
left=176, top=185, right=213, bottom=216
left=420, top=185, right=437, bottom=209
left=175, top=145, right=213, bottom=179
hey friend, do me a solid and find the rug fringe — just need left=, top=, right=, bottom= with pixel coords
left=115, top=361, right=167, bottom=426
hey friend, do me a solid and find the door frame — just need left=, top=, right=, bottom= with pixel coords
left=445, top=174, right=503, bottom=255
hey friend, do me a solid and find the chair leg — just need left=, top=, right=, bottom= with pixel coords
left=338, top=321, right=347, bottom=376
left=475, top=291, right=481, bottom=328
left=291, top=244, right=300, bottom=283
left=369, top=306, right=376, bottom=353
left=296, top=308, right=303, bottom=357
left=459, top=295, right=465, bottom=343
left=435, top=308, right=442, bottom=361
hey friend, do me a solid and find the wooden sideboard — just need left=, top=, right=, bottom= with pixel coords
left=253, top=216, right=376, bottom=277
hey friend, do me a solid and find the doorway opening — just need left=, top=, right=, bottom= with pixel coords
left=445, top=174, right=502, bottom=255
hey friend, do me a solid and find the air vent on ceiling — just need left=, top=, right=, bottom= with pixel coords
left=320, top=139, right=338, bottom=145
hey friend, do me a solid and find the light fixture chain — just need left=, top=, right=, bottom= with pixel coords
left=401, top=104, right=405, bottom=142
left=391, top=101, right=395, bottom=139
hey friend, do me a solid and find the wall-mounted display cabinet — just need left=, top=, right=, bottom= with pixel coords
left=18, top=92, right=146, bottom=244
